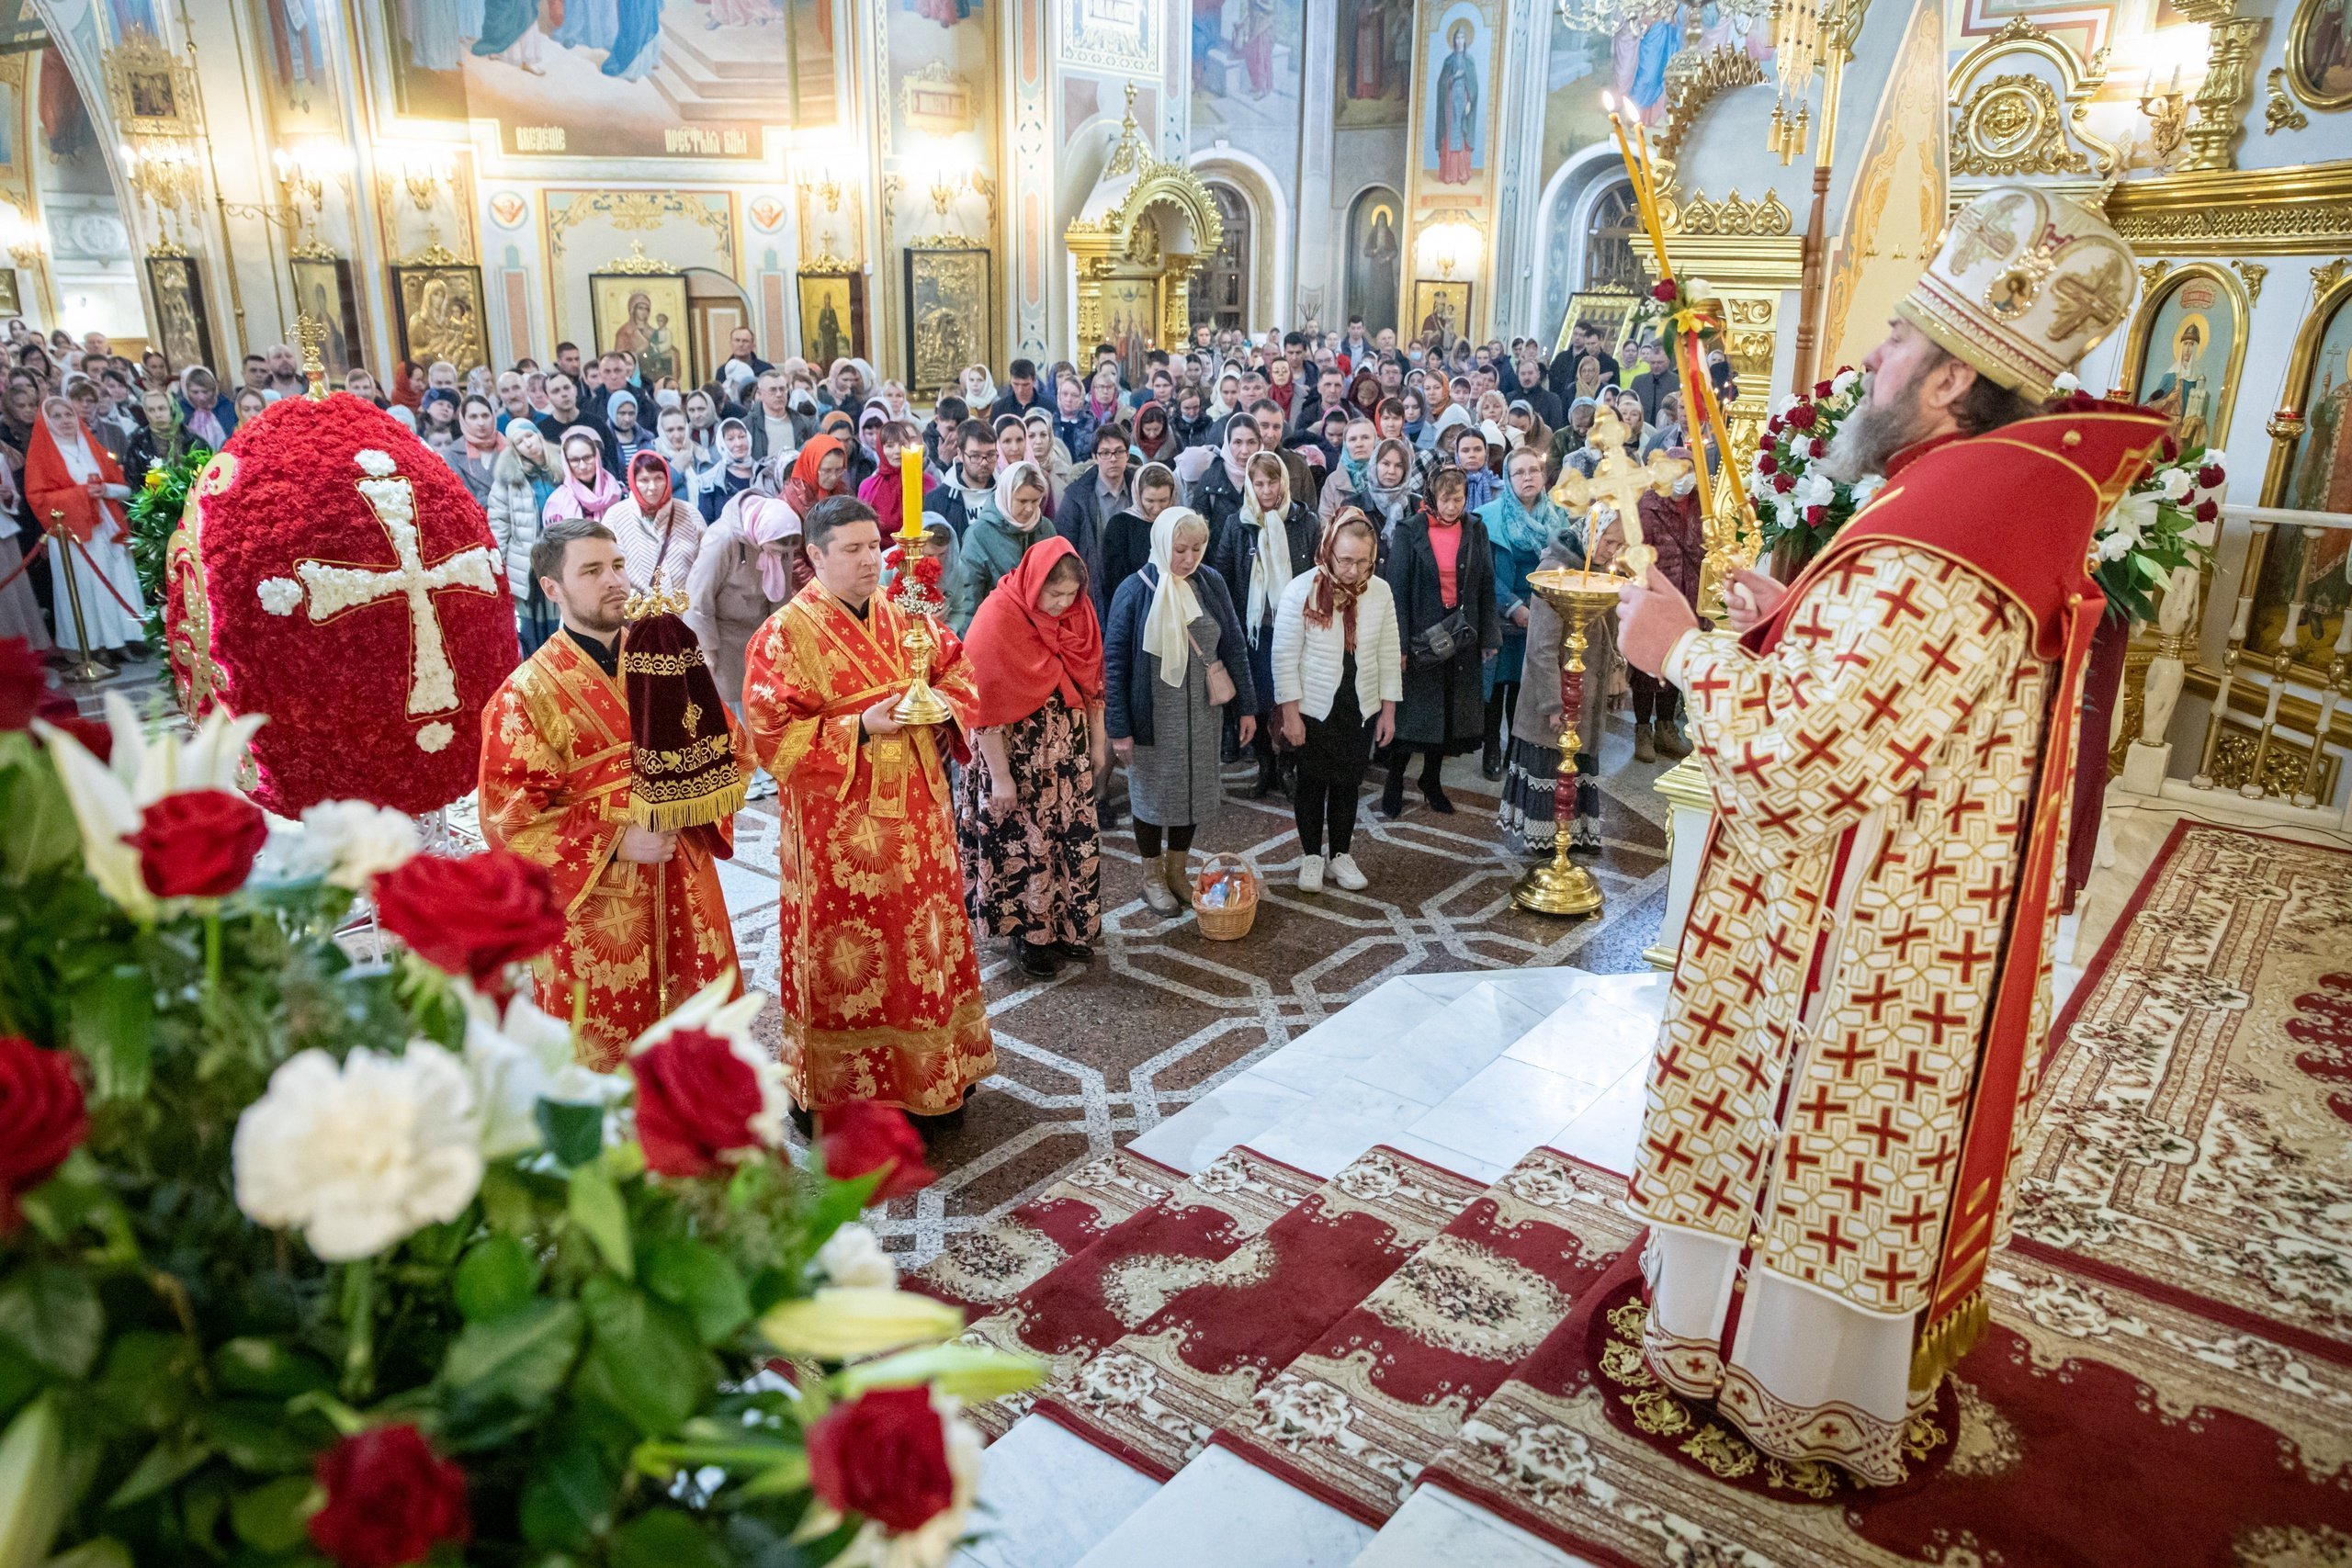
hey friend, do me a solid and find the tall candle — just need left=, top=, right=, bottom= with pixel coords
left=899, top=445, right=924, bottom=543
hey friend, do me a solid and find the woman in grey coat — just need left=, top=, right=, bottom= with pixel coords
left=485, top=421, right=562, bottom=653
left=1103, top=506, right=1257, bottom=915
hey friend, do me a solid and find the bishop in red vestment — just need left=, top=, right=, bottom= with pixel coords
left=480, top=518, right=750, bottom=1069
left=1614, top=186, right=2156, bottom=1484
left=743, top=496, right=995, bottom=1116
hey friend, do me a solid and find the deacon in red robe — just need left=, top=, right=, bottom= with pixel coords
left=25, top=395, right=146, bottom=655
left=1613, top=186, right=2156, bottom=1485
left=743, top=494, right=995, bottom=1117
left=479, top=516, right=750, bottom=1069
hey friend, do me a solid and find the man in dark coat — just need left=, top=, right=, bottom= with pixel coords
left=1055, top=424, right=1135, bottom=616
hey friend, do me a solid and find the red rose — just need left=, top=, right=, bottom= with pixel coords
left=911, top=555, right=944, bottom=590
left=820, top=1100, right=935, bottom=1202
left=807, top=1387, right=955, bottom=1535
left=1766, top=415, right=1782, bottom=435
left=1650, top=280, right=1678, bottom=303
left=1772, top=472, right=1796, bottom=494
left=632, top=1027, right=769, bottom=1178
left=2198, top=463, right=2224, bottom=490
left=0, top=1037, right=86, bottom=1231
left=1785, top=404, right=1818, bottom=431
left=33, top=688, right=111, bottom=761
left=2195, top=498, right=2220, bottom=523
left=124, top=789, right=268, bottom=898
left=1813, top=379, right=1834, bottom=399
left=0, top=638, right=43, bottom=730
left=373, top=850, right=565, bottom=988
left=308, top=1425, right=470, bottom=1568
left=1804, top=504, right=1826, bottom=525
left=1756, top=453, right=1778, bottom=475
left=2160, top=436, right=2178, bottom=463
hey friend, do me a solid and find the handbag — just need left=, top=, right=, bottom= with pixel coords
left=1409, top=606, right=1471, bottom=668
left=1183, top=621, right=1239, bottom=707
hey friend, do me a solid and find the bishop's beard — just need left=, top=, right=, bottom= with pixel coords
left=1818, top=362, right=1942, bottom=485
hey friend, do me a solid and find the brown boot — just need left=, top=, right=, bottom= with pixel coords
left=1140, top=853, right=1178, bottom=916
left=1165, top=850, right=1195, bottom=908
left=1655, top=718, right=1692, bottom=759
left=1633, top=722, right=1657, bottom=764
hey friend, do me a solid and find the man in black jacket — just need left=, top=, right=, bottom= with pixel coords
left=988, top=357, right=1046, bottom=421
left=1055, top=424, right=1134, bottom=616
left=928, top=418, right=998, bottom=538
left=534, top=373, right=619, bottom=475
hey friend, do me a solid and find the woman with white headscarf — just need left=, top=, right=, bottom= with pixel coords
left=1102, top=506, right=1256, bottom=915
left=1211, top=449, right=1319, bottom=798
left=25, top=393, right=145, bottom=658
left=944, top=457, right=1055, bottom=636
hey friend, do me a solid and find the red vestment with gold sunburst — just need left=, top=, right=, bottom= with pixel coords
left=743, top=582, right=995, bottom=1115
left=479, top=629, right=748, bottom=1069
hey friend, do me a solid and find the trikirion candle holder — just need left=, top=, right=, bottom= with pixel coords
left=1512, top=568, right=1626, bottom=918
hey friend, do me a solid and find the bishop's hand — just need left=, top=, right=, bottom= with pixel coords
left=1725, top=570, right=1789, bottom=635
left=1616, top=567, right=1700, bottom=678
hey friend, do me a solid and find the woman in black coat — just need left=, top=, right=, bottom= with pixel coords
left=1209, top=450, right=1321, bottom=796
left=1382, top=466, right=1499, bottom=818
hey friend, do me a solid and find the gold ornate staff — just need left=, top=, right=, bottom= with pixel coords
left=47, top=508, right=109, bottom=685
left=293, top=314, right=330, bottom=400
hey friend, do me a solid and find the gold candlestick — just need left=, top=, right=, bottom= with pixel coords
left=1514, top=570, right=1627, bottom=918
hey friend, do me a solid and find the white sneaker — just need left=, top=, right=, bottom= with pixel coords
left=1328, top=852, right=1368, bottom=891
left=1297, top=853, right=1326, bottom=893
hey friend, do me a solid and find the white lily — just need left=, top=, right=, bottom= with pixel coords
left=2098, top=493, right=2156, bottom=560
left=464, top=987, right=630, bottom=1160
left=294, top=800, right=423, bottom=891
left=33, top=695, right=266, bottom=920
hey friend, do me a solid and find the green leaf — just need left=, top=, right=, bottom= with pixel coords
left=567, top=1164, right=633, bottom=1280
left=229, top=1475, right=321, bottom=1553
left=44, top=1540, right=134, bottom=1568
left=104, top=1438, right=211, bottom=1511
left=641, top=1237, right=753, bottom=1346
left=517, top=1428, right=618, bottom=1552
left=0, top=735, right=79, bottom=883
left=66, top=965, right=154, bottom=1103
left=199, top=1401, right=322, bottom=1474
left=455, top=1234, right=540, bottom=1323
left=609, top=1508, right=730, bottom=1568
left=209, top=1338, right=334, bottom=1400
left=92, top=1331, right=195, bottom=1432
left=438, top=1299, right=584, bottom=1448
left=536, top=1099, right=605, bottom=1168
left=0, top=1262, right=103, bottom=1379
left=578, top=1278, right=717, bottom=1439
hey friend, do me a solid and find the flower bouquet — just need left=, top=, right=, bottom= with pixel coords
left=0, top=640, right=1037, bottom=1568
left=2083, top=405, right=2222, bottom=626
left=1749, top=367, right=1877, bottom=571
left=127, top=444, right=214, bottom=647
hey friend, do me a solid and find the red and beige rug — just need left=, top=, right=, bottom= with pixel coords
left=1032, top=1146, right=1489, bottom=1479
left=2014, top=822, right=2352, bottom=1362
left=1211, top=1148, right=1643, bottom=1525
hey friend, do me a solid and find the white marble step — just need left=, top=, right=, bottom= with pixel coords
left=1072, top=1446, right=1372, bottom=1568
left=1351, top=1485, right=1599, bottom=1567
left=956, top=1416, right=1159, bottom=1568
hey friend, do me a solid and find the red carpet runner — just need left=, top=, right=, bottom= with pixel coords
left=1033, top=1145, right=1487, bottom=1479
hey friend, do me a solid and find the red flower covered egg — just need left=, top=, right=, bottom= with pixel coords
left=165, top=394, right=519, bottom=816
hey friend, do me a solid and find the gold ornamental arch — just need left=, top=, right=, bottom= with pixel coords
left=1066, top=91, right=1224, bottom=362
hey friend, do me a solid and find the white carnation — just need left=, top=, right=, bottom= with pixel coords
left=1792, top=469, right=1837, bottom=511
left=2052, top=371, right=2080, bottom=394
left=1830, top=368, right=1860, bottom=398
left=2156, top=465, right=2192, bottom=502
left=356, top=448, right=398, bottom=477
left=1849, top=474, right=1886, bottom=509
left=1770, top=391, right=1802, bottom=418
left=2203, top=448, right=2225, bottom=470
left=233, top=1043, right=484, bottom=1261
left=256, top=577, right=304, bottom=616
left=817, top=1223, right=898, bottom=1290
left=296, top=800, right=421, bottom=890
left=415, top=722, right=456, bottom=754
left=464, top=990, right=629, bottom=1160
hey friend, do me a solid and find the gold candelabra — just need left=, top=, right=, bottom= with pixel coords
left=1515, top=570, right=1628, bottom=917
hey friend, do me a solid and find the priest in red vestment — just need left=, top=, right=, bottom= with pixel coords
left=1612, top=186, right=2159, bottom=1485
left=743, top=495, right=995, bottom=1118
left=479, top=516, right=751, bottom=1069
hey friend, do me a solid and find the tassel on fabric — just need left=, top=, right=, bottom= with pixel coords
left=1908, top=1289, right=1989, bottom=1393
left=617, top=595, right=744, bottom=831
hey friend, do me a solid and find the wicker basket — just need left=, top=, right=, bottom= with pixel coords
left=1193, top=852, right=1259, bottom=942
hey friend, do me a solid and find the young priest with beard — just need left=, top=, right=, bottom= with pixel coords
left=477, top=518, right=752, bottom=1069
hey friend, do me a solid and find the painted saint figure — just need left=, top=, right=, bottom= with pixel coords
left=2146, top=316, right=2212, bottom=449
left=1431, top=19, right=1478, bottom=184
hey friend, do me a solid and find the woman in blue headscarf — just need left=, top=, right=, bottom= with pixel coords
left=1476, top=443, right=1567, bottom=779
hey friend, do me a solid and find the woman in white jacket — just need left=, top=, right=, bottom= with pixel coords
left=1272, top=510, right=1401, bottom=893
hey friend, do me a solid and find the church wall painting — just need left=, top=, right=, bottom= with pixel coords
left=796, top=270, right=864, bottom=367
left=2285, top=0, right=2352, bottom=110
left=1335, top=0, right=1413, bottom=129
left=2119, top=265, right=2245, bottom=455
left=1419, top=4, right=1489, bottom=187
left=1540, top=3, right=1770, bottom=178
left=1344, top=186, right=1403, bottom=334
left=289, top=254, right=361, bottom=378
left=589, top=269, right=693, bottom=387
left=2248, top=280, right=2352, bottom=680
left=374, top=0, right=837, bottom=160
left=903, top=244, right=991, bottom=400
left=1191, top=0, right=1306, bottom=212
left=254, top=0, right=336, bottom=131
left=390, top=260, right=489, bottom=378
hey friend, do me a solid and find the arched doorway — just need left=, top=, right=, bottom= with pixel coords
left=684, top=266, right=758, bottom=385
left=1581, top=179, right=1643, bottom=293
left=1343, top=186, right=1401, bottom=337
left=1188, top=182, right=1250, bottom=333
left=19, top=42, right=143, bottom=355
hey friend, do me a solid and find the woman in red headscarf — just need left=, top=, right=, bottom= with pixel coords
left=26, top=392, right=145, bottom=659
left=604, top=448, right=705, bottom=593
left=780, top=432, right=850, bottom=526
left=956, top=535, right=1107, bottom=980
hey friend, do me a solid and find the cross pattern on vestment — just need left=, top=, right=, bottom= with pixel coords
left=1547, top=404, right=1689, bottom=580
left=287, top=457, right=501, bottom=716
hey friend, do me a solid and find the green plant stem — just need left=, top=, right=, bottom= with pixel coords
left=202, top=909, right=222, bottom=1016
left=341, top=1257, right=377, bottom=1403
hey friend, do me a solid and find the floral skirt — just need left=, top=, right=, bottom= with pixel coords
left=956, top=694, right=1102, bottom=946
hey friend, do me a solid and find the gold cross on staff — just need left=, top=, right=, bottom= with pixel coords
left=293, top=314, right=330, bottom=400
left=1548, top=403, right=1690, bottom=580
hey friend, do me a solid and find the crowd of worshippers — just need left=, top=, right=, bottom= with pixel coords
left=0, top=309, right=1719, bottom=980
